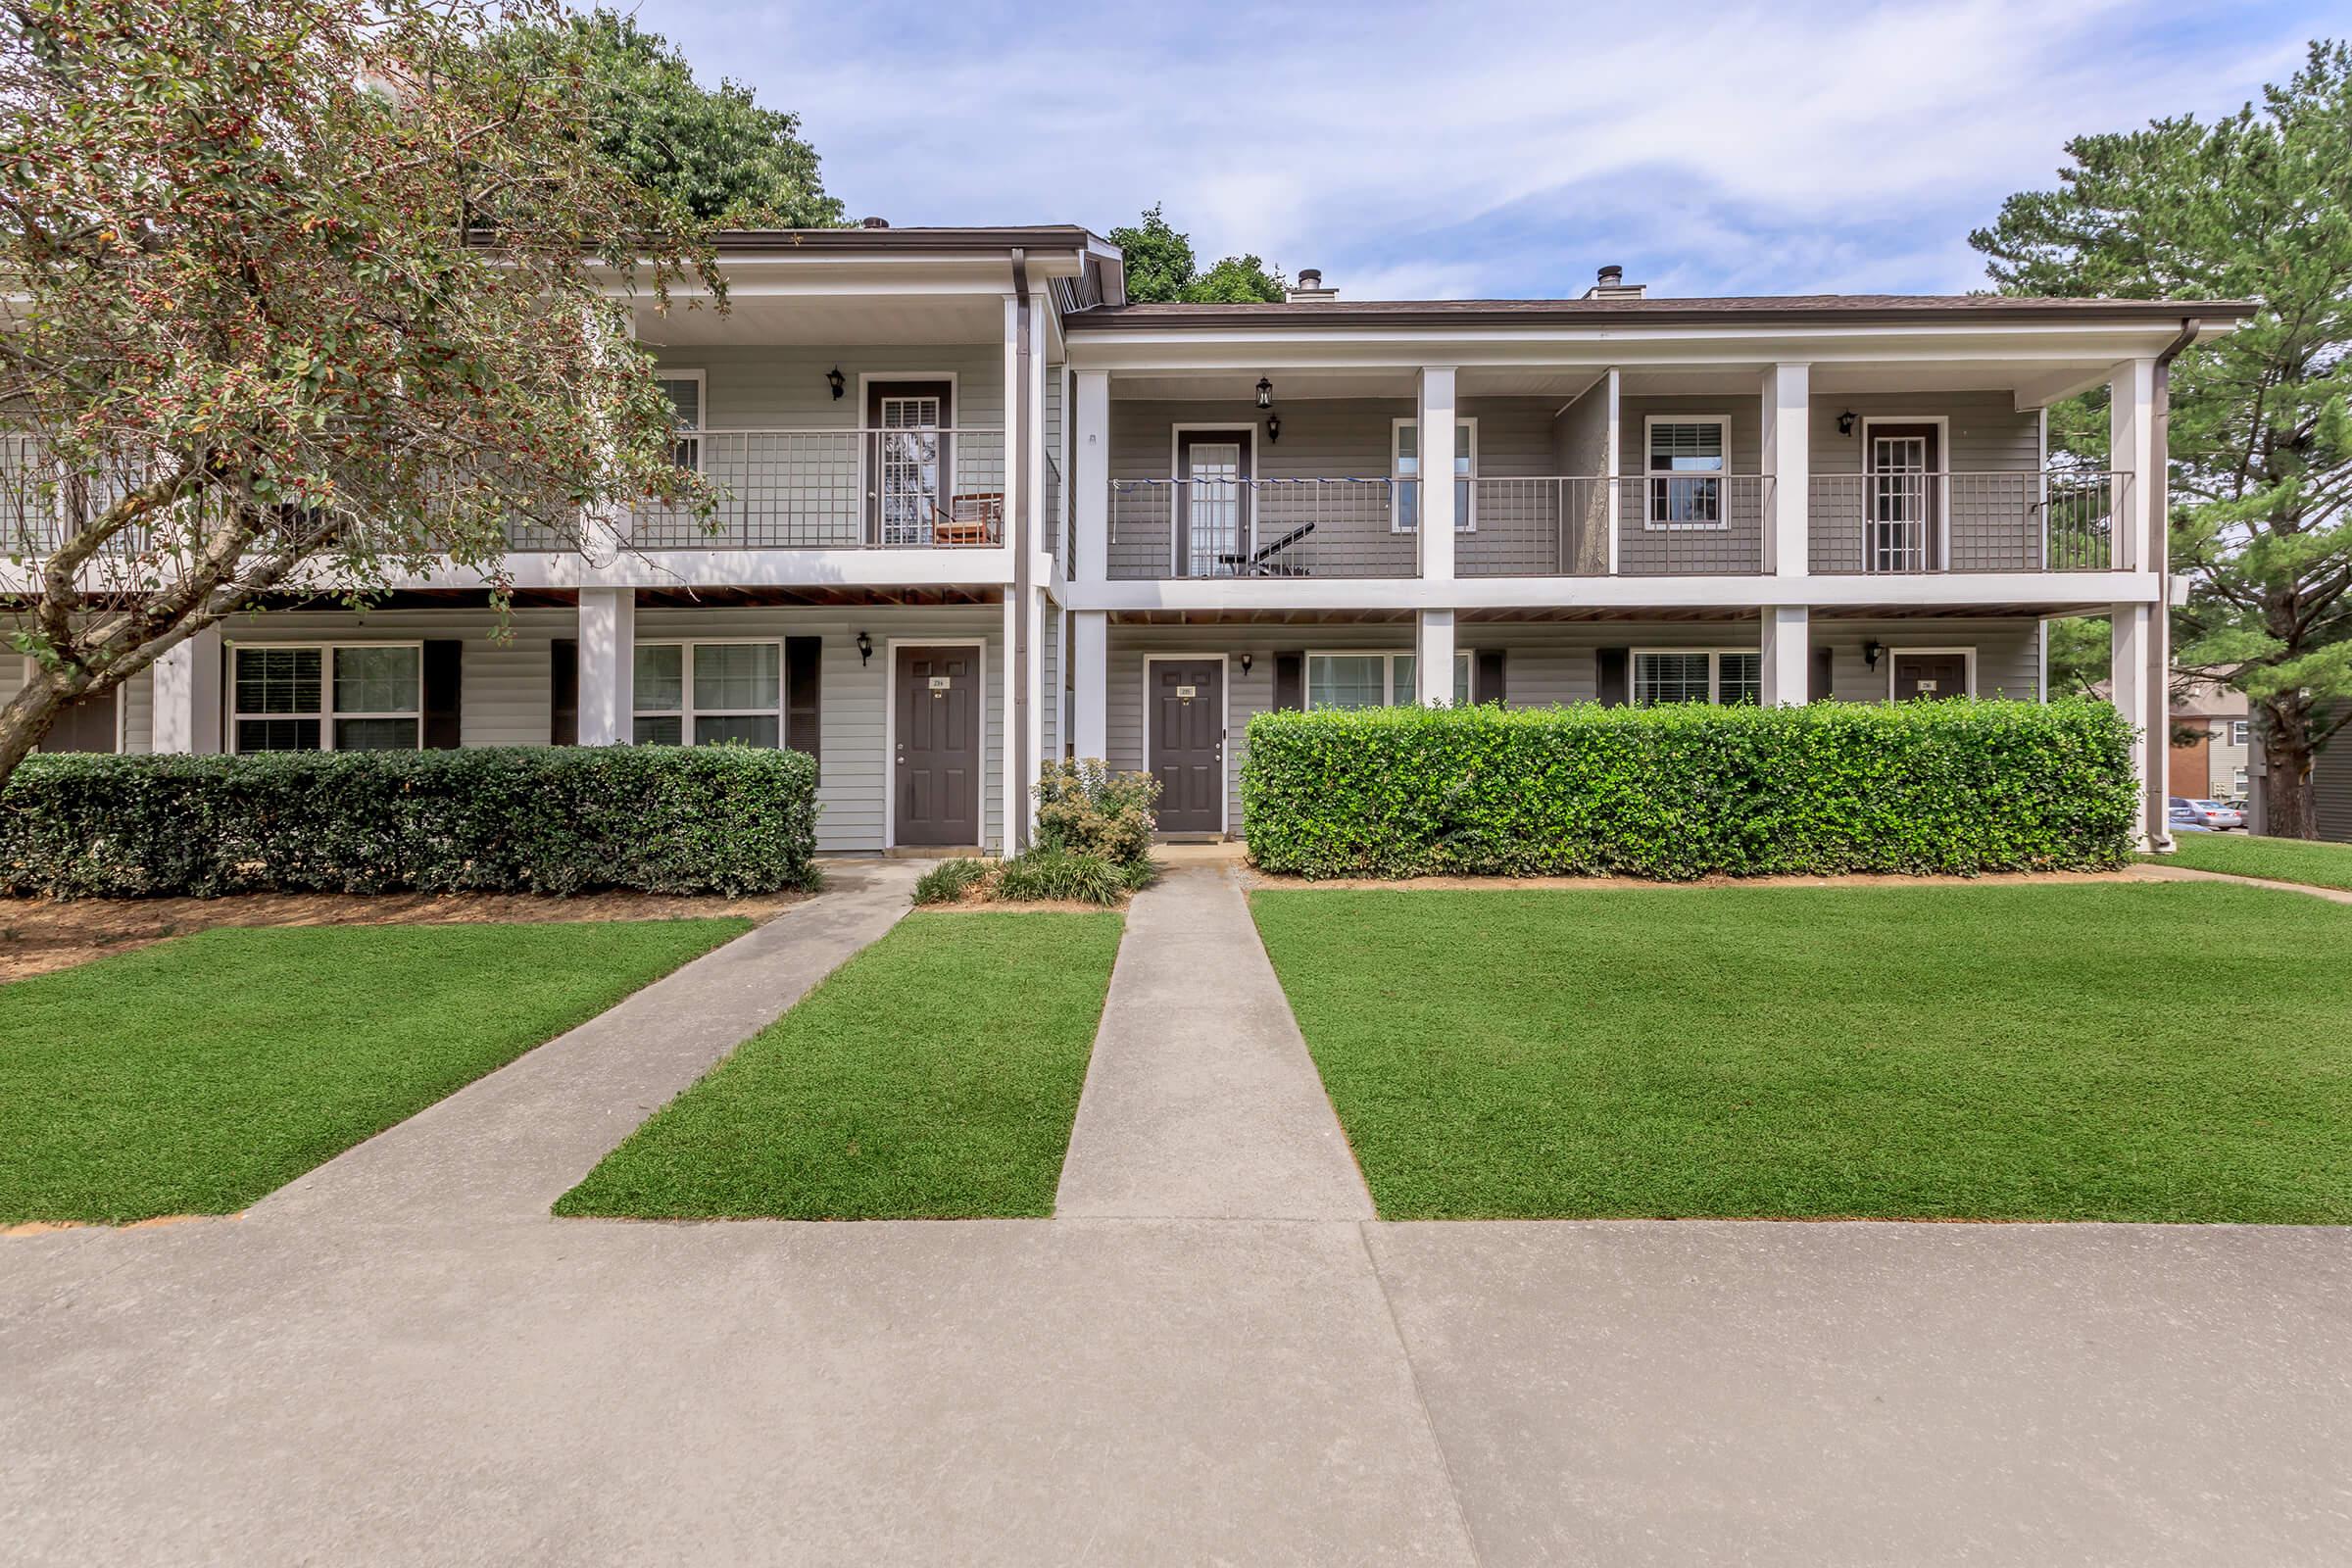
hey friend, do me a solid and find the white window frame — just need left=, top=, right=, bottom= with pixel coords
left=228, top=641, right=425, bottom=754
left=631, top=638, right=786, bottom=747
left=1305, top=647, right=1474, bottom=709
left=1630, top=647, right=1761, bottom=707
left=1390, top=416, right=1478, bottom=534
left=654, top=368, right=706, bottom=474
left=2230, top=719, right=2250, bottom=746
left=1642, top=414, right=1731, bottom=532
left=1884, top=646, right=1980, bottom=701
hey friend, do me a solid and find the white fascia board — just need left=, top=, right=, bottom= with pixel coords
left=1060, top=570, right=2165, bottom=615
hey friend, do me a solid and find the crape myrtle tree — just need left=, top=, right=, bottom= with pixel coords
left=0, top=0, right=723, bottom=782
left=1106, top=205, right=1284, bottom=303
left=1973, top=41, right=2352, bottom=837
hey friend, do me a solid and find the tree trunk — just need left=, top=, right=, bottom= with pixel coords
left=2263, top=730, right=2318, bottom=839
left=0, top=671, right=76, bottom=783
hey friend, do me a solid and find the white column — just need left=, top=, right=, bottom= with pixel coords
left=152, top=623, right=223, bottom=754
left=1073, top=369, right=1109, bottom=582
left=1762, top=362, right=1810, bottom=576
left=576, top=587, right=634, bottom=746
left=1025, top=300, right=1049, bottom=567
left=1416, top=610, right=1456, bottom=707
left=2111, top=601, right=2169, bottom=852
left=1000, top=593, right=1019, bottom=854
left=1603, top=368, right=1622, bottom=576
left=1003, top=296, right=1025, bottom=554
left=1072, top=609, right=1108, bottom=760
left=2109, top=359, right=2158, bottom=572
left=1759, top=605, right=1810, bottom=707
left=1023, top=587, right=1046, bottom=829
left=1416, top=366, right=1457, bottom=581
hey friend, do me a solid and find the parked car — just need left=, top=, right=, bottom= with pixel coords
left=2170, top=797, right=2244, bottom=831
left=2166, top=802, right=2213, bottom=832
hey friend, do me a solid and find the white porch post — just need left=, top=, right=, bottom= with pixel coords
left=1763, top=362, right=1810, bottom=577
left=1073, top=369, right=1109, bottom=582
left=1023, top=587, right=1046, bottom=821
left=576, top=587, right=634, bottom=746
left=1759, top=606, right=1810, bottom=706
left=1072, top=609, right=1108, bottom=760
left=1603, top=368, right=1622, bottom=576
left=2111, top=358, right=2170, bottom=849
left=1416, top=366, right=1458, bottom=705
left=2111, top=600, right=2168, bottom=852
left=2109, top=359, right=2158, bottom=572
left=152, top=623, right=223, bottom=754
left=1000, top=593, right=1020, bottom=854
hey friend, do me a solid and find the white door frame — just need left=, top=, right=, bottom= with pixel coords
left=1141, top=651, right=1230, bottom=835
left=858, top=372, right=961, bottom=547
left=883, top=635, right=989, bottom=851
left=1860, top=415, right=1952, bottom=569
left=1167, top=423, right=1259, bottom=577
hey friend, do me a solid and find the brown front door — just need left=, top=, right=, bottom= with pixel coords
left=1867, top=423, right=1941, bottom=571
left=895, top=645, right=981, bottom=847
left=1175, top=430, right=1252, bottom=577
left=1148, top=659, right=1224, bottom=834
left=36, top=689, right=119, bottom=753
left=1890, top=653, right=1969, bottom=701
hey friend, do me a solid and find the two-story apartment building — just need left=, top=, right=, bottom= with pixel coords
left=7, top=224, right=2247, bottom=854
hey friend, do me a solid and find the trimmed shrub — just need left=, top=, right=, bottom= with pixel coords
left=911, top=857, right=991, bottom=906
left=1033, top=759, right=1158, bottom=869
left=0, top=745, right=818, bottom=899
left=992, top=847, right=1128, bottom=906
left=1241, top=699, right=2139, bottom=880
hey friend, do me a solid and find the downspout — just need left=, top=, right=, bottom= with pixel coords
left=2147, top=317, right=2199, bottom=852
left=1010, top=249, right=1034, bottom=852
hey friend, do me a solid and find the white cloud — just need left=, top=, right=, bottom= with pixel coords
left=626, top=0, right=2337, bottom=296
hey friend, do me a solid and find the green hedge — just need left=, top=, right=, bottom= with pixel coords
left=1241, top=699, right=2140, bottom=880
left=0, top=746, right=817, bottom=899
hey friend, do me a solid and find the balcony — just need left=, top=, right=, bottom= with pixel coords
left=1106, top=477, right=1420, bottom=579
left=514, top=426, right=1008, bottom=552
left=1807, top=469, right=2124, bottom=573
left=1459, top=476, right=1772, bottom=577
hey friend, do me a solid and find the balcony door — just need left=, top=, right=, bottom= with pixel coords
left=866, top=380, right=953, bottom=546
left=1866, top=423, right=1940, bottom=572
left=1175, top=428, right=1252, bottom=577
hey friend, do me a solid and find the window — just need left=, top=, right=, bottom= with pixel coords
left=1645, top=416, right=1728, bottom=530
left=2230, top=719, right=2250, bottom=746
left=1307, top=650, right=1473, bottom=709
left=632, top=641, right=783, bottom=746
left=232, top=644, right=420, bottom=752
left=1392, top=418, right=1476, bottom=533
left=1632, top=649, right=1759, bottom=707
left=656, top=371, right=704, bottom=471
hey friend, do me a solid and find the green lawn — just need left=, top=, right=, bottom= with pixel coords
left=1251, top=884, right=2352, bottom=1223
left=2151, top=831, right=2352, bottom=892
left=556, top=911, right=1124, bottom=1220
left=0, top=919, right=748, bottom=1225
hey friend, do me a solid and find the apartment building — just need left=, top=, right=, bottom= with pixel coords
left=7, top=224, right=2248, bottom=853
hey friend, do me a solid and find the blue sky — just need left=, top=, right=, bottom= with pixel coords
left=626, top=0, right=2349, bottom=300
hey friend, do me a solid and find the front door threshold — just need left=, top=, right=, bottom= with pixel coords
left=887, top=845, right=990, bottom=860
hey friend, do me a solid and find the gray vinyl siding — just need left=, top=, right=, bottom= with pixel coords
left=1617, top=396, right=1766, bottom=575
left=646, top=343, right=1004, bottom=431
left=6, top=656, right=152, bottom=752
left=1811, top=618, right=2041, bottom=702
left=1105, top=625, right=1293, bottom=834
left=2307, top=709, right=2352, bottom=843
left=1551, top=386, right=1610, bottom=475
left=1041, top=607, right=1061, bottom=764
left=1808, top=393, right=2041, bottom=573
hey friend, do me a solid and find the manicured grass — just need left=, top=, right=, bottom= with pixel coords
left=555, top=911, right=1124, bottom=1219
left=1251, top=884, right=2352, bottom=1223
left=0, top=919, right=748, bottom=1225
left=2149, top=832, right=2352, bottom=892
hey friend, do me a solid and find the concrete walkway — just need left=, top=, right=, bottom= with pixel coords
left=257, top=858, right=920, bottom=1224
left=1055, top=864, right=1373, bottom=1220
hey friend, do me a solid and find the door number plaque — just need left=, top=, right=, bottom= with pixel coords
left=928, top=675, right=952, bottom=692
left=1176, top=684, right=1198, bottom=699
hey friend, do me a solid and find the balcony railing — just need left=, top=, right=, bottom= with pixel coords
left=1808, top=469, right=2124, bottom=573
left=1106, top=477, right=1419, bottom=579
left=547, top=426, right=1007, bottom=552
left=1457, top=476, right=1772, bottom=576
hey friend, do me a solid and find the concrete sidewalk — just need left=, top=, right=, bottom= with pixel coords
left=256, top=858, right=920, bottom=1224
left=1054, top=864, right=1373, bottom=1220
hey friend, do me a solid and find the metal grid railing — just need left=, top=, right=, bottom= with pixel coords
left=1613, top=474, right=1770, bottom=575
left=1459, top=477, right=1612, bottom=576
left=1807, top=469, right=2124, bottom=573
left=619, top=427, right=1006, bottom=550
left=1105, top=477, right=1420, bottom=579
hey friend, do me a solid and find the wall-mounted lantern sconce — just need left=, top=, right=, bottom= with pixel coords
left=1837, top=409, right=1857, bottom=437
left=1255, top=376, right=1274, bottom=410
left=827, top=367, right=847, bottom=401
left=1266, top=413, right=1282, bottom=444
left=856, top=629, right=872, bottom=665
left=1862, top=638, right=1883, bottom=671
left=1238, top=652, right=1254, bottom=676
